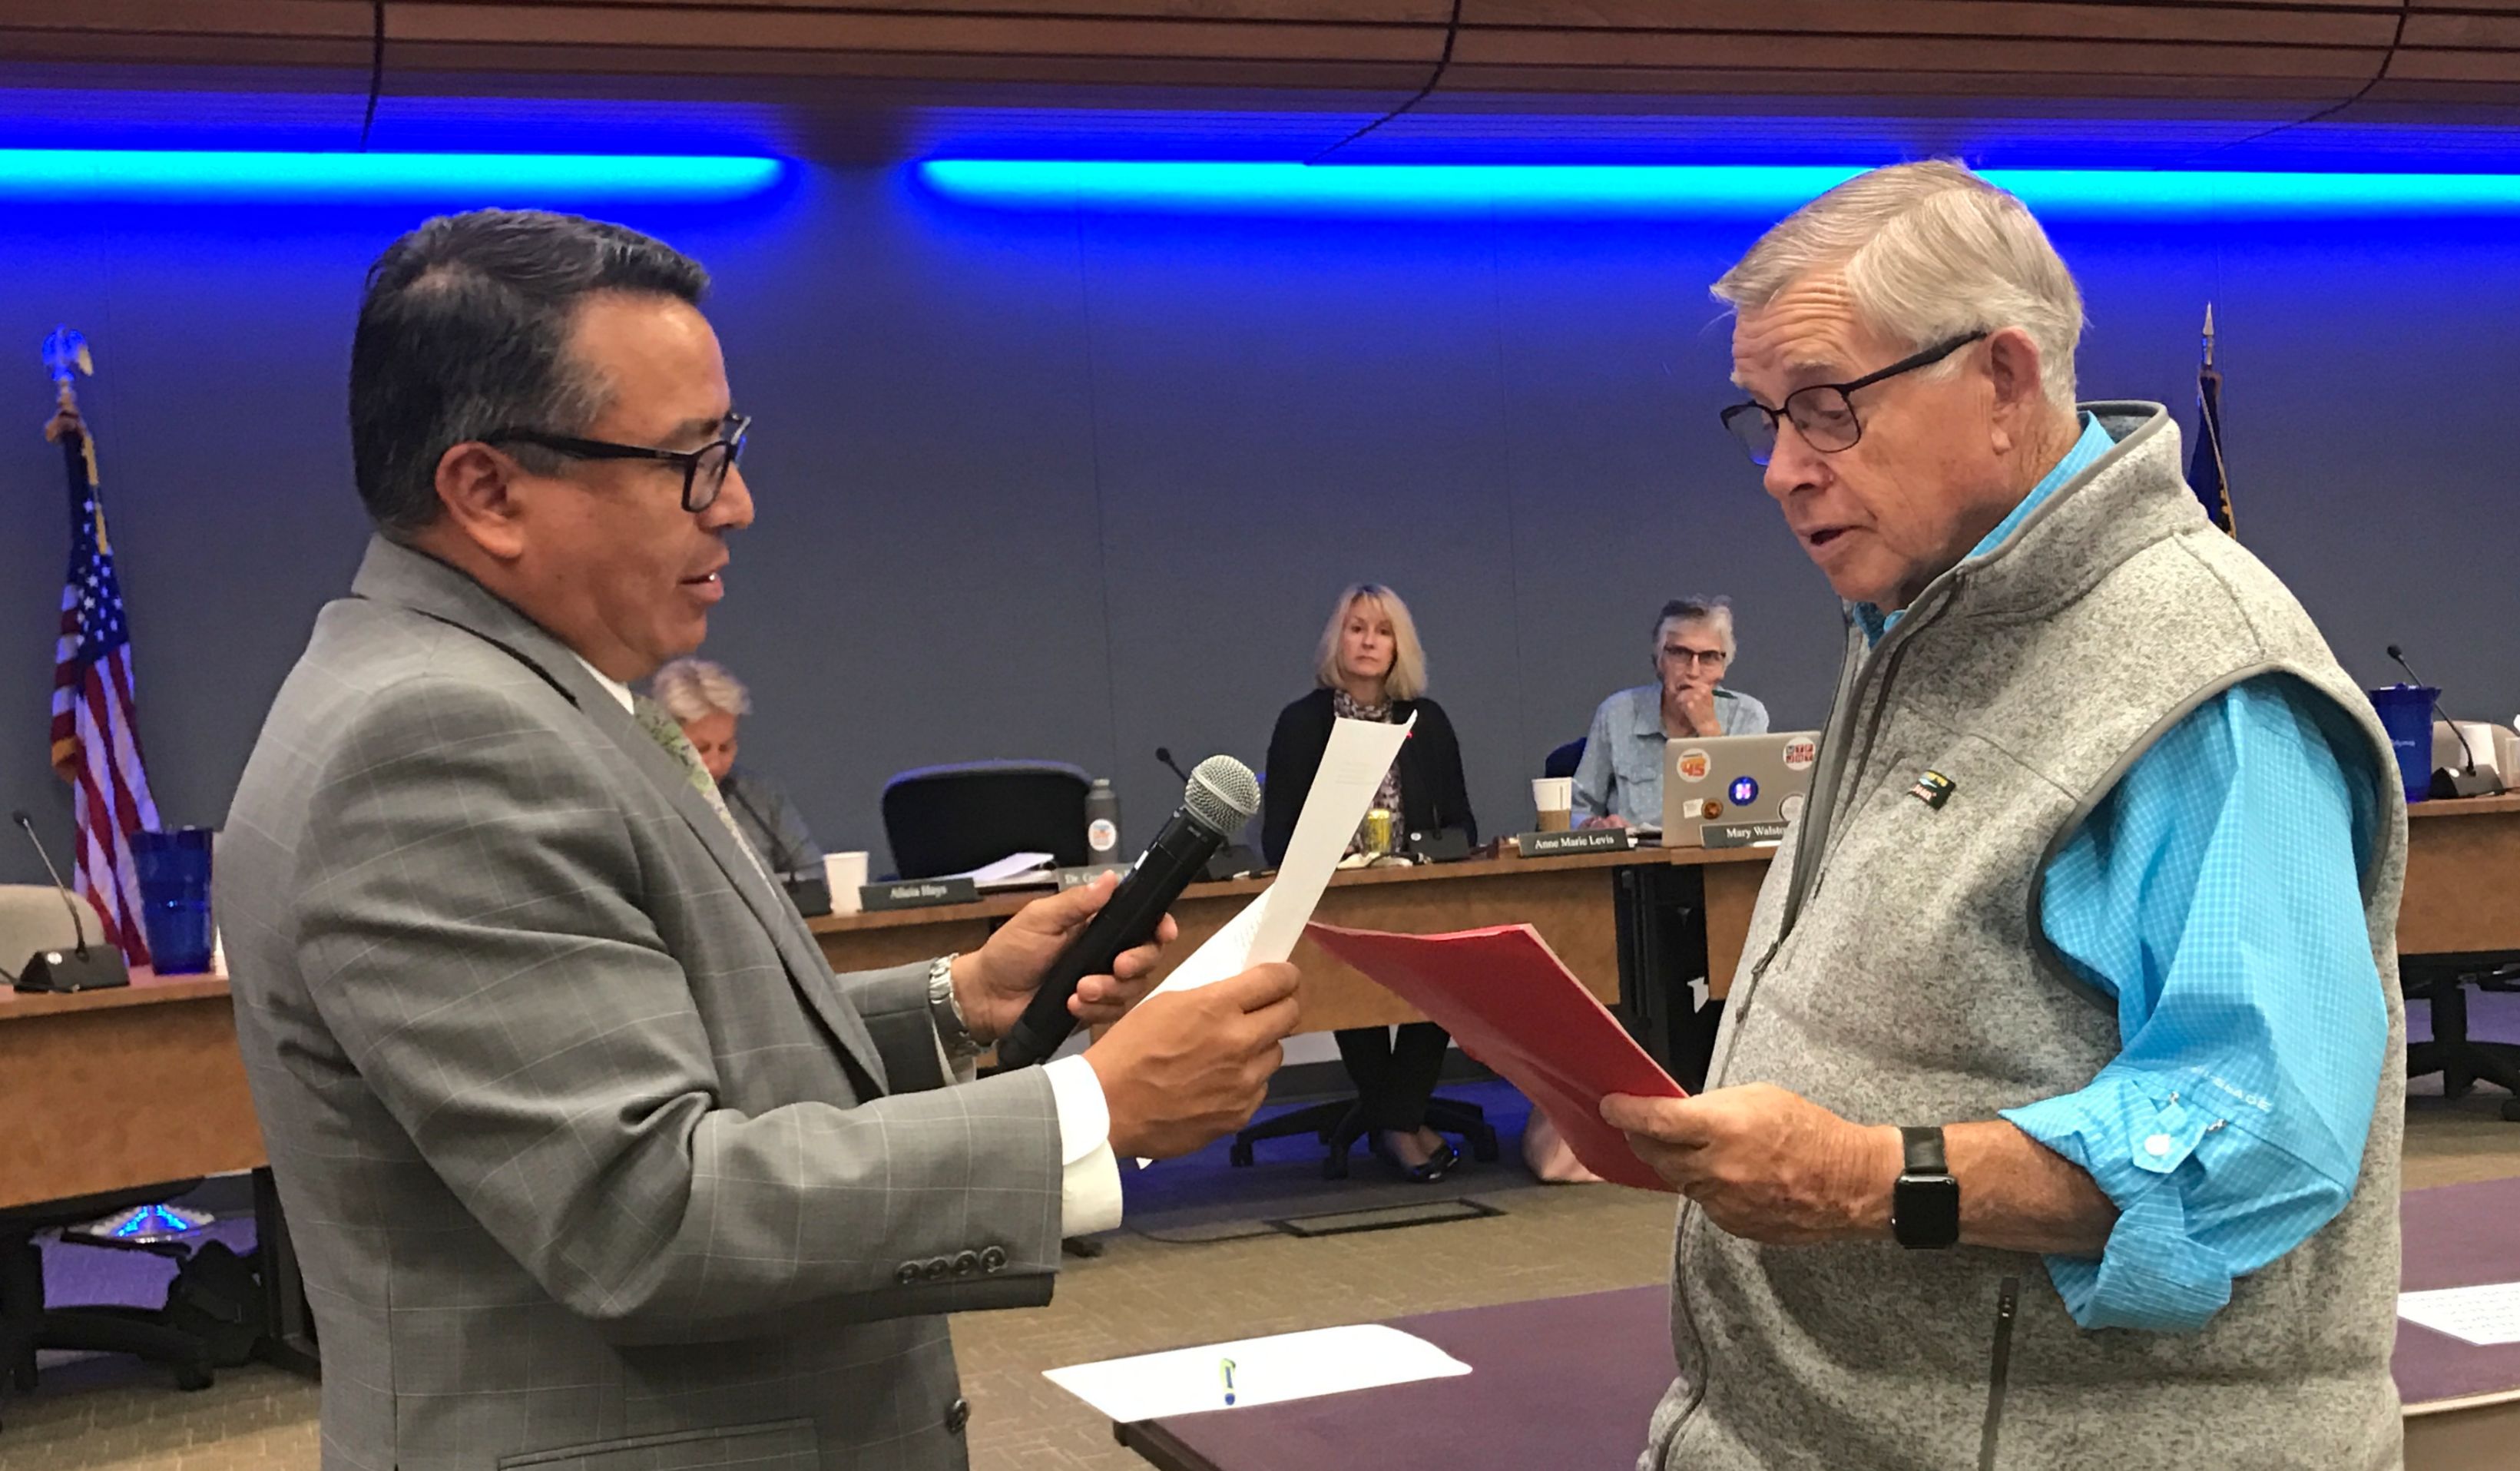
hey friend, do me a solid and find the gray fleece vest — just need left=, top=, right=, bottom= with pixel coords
left=1644, top=403, right=2409, bottom=1471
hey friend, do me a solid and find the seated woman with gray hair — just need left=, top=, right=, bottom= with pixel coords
left=648, top=657, right=830, bottom=913
left=1573, top=596, right=1771, bottom=830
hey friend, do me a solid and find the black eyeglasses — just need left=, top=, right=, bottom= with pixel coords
left=1719, top=332, right=1986, bottom=467
left=485, top=412, right=751, bottom=512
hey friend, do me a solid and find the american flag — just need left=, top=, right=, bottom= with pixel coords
left=45, top=336, right=161, bottom=967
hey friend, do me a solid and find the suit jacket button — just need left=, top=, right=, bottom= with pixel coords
left=979, top=1245, right=1008, bottom=1274
left=952, top=1250, right=982, bottom=1277
left=895, top=1262, right=920, bottom=1285
left=922, top=1257, right=952, bottom=1281
left=945, top=1396, right=970, bottom=1434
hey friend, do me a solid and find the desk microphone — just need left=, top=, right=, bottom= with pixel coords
left=9, top=809, right=129, bottom=992
left=2386, top=645, right=2504, bottom=797
left=992, top=755, right=1260, bottom=1068
left=1154, top=747, right=1192, bottom=784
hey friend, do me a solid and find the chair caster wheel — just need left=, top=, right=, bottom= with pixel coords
left=1322, top=1151, right=1349, bottom=1181
left=2499, top=1098, right=2520, bottom=1124
left=174, top=1364, right=214, bottom=1392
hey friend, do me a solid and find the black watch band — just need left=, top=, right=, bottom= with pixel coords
left=1892, top=1125, right=1961, bottom=1250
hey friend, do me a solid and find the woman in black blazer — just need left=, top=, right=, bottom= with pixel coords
left=1263, top=584, right=1477, bottom=1181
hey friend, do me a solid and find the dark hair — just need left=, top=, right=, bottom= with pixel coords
left=349, top=209, right=710, bottom=536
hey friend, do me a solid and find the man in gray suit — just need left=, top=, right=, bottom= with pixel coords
left=220, top=210, right=1300, bottom=1471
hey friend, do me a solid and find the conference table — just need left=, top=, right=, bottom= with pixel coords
left=813, top=790, right=2520, bottom=1029
left=0, top=967, right=316, bottom=1374
left=1111, top=1171, right=2520, bottom=1471
left=0, top=791, right=2509, bottom=1391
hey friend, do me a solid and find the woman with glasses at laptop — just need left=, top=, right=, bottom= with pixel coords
left=650, top=656, right=831, bottom=913
left=1573, top=597, right=1771, bottom=831
left=1263, top=583, right=1477, bottom=1182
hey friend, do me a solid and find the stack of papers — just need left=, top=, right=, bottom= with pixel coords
left=2401, top=1281, right=2520, bottom=1345
left=952, top=852, right=1059, bottom=890
left=1045, top=1324, right=1471, bottom=1421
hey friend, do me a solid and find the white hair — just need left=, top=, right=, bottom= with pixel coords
left=1654, top=597, right=1737, bottom=660
left=1713, top=160, right=2085, bottom=412
left=649, top=657, right=752, bottom=724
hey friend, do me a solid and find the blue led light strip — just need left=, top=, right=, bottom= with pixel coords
left=918, top=160, right=2520, bottom=217
left=0, top=149, right=787, bottom=200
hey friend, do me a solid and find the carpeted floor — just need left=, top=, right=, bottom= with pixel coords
left=11, top=1009, right=2520, bottom=1471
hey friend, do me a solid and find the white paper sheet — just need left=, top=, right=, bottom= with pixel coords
left=2400, top=1282, right=2520, bottom=1345
left=1043, top=1324, right=1469, bottom=1422
left=953, top=851, right=1058, bottom=888
left=1147, top=714, right=1415, bottom=998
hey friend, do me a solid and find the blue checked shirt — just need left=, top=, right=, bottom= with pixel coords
left=1859, top=416, right=2389, bottom=1333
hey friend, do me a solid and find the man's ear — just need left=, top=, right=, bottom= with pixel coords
left=1984, top=326, right=2048, bottom=449
left=432, top=442, right=531, bottom=563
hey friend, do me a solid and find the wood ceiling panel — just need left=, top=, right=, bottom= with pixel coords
left=17, top=0, right=2520, bottom=157
left=1463, top=1, right=2402, bottom=48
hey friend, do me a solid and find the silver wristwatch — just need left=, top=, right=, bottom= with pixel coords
left=927, top=953, right=984, bottom=1059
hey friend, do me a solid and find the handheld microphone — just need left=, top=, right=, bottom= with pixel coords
left=2386, top=645, right=2504, bottom=797
left=1154, top=747, right=1192, bottom=784
left=992, top=755, right=1260, bottom=1068
left=9, top=810, right=129, bottom=992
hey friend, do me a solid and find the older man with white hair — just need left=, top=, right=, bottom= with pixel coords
left=1574, top=596, right=1771, bottom=830
left=1603, top=161, right=2407, bottom=1469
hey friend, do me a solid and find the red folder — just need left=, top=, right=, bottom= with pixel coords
left=1305, top=921, right=1685, bottom=1192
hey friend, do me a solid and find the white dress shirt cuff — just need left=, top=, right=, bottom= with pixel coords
left=1043, top=1054, right=1124, bottom=1236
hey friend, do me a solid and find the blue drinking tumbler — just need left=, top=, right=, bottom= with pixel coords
left=2366, top=684, right=2438, bottom=806
left=131, top=827, right=216, bottom=973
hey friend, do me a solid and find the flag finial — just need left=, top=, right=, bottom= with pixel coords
left=2200, top=303, right=2215, bottom=368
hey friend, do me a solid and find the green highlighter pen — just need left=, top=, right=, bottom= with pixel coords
left=1220, top=1357, right=1237, bottom=1406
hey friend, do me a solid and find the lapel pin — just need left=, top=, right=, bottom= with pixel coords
left=1908, top=770, right=1956, bottom=809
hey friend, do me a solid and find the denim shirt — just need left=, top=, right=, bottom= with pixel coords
left=1571, top=684, right=1772, bottom=827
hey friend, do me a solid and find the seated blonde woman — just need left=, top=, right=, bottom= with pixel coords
left=649, top=657, right=830, bottom=914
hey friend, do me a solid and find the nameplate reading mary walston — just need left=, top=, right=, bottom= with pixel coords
left=859, top=876, right=980, bottom=911
left=1702, top=821, right=1787, bottom=849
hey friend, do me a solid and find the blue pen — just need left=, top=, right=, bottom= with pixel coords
left=1220, top=1357, right=1237, bottom=1406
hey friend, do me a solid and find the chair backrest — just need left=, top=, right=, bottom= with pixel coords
left=0, top=884, right=111, bottom=976
left=881, top=761, right=1094, bottom=880
left=1542, top=737, right=1588, bottom=780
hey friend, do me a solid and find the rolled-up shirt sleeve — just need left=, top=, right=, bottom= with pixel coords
left=1571, top=697, right=1620, bottom=823
left=2001, top=676, right=2388, bottom=1334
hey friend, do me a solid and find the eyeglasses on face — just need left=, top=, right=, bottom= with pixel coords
left=1661, top=646, right=1730, bottom=670
left=485, top=412, right=751, bottom=512
left=1719, top=331, right=1988, bottom=467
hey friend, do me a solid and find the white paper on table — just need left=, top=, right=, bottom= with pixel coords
left=1043, top=1324, right=1469, bottom=1422
left=952, top=851, right=1058, bottom=887
left=2400, top=1282, right=2520, bottom=1344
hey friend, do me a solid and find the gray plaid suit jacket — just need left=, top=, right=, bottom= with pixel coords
left=220, top=537, right=1066, bottom=1471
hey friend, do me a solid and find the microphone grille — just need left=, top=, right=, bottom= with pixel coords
left=1184, top=755, right=1262, bottom=836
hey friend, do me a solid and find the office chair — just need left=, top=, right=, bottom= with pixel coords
left=881, top=761, right=1092, bottom=880
left=2406, top=956, right=2520, bottom=1121
left=1543, top=737, right=1587, bottom=782
left=1230, top=1086, right=1500, bottom=1179
left=0, top=1183, right=218, bottom=1427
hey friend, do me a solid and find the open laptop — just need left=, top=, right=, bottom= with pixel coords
left=1661, top=731, right=1822, bottom=848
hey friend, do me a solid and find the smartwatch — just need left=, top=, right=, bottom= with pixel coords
left=1892, top=1125, right=1961, bottom=1249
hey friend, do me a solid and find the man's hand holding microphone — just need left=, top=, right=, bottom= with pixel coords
left=945, top=755, right=1300, bottom=1158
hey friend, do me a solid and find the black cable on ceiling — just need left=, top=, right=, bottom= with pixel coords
left=359, top=1, right=386, bottom=151
left=1309, top=0, right=1464, bottom=165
